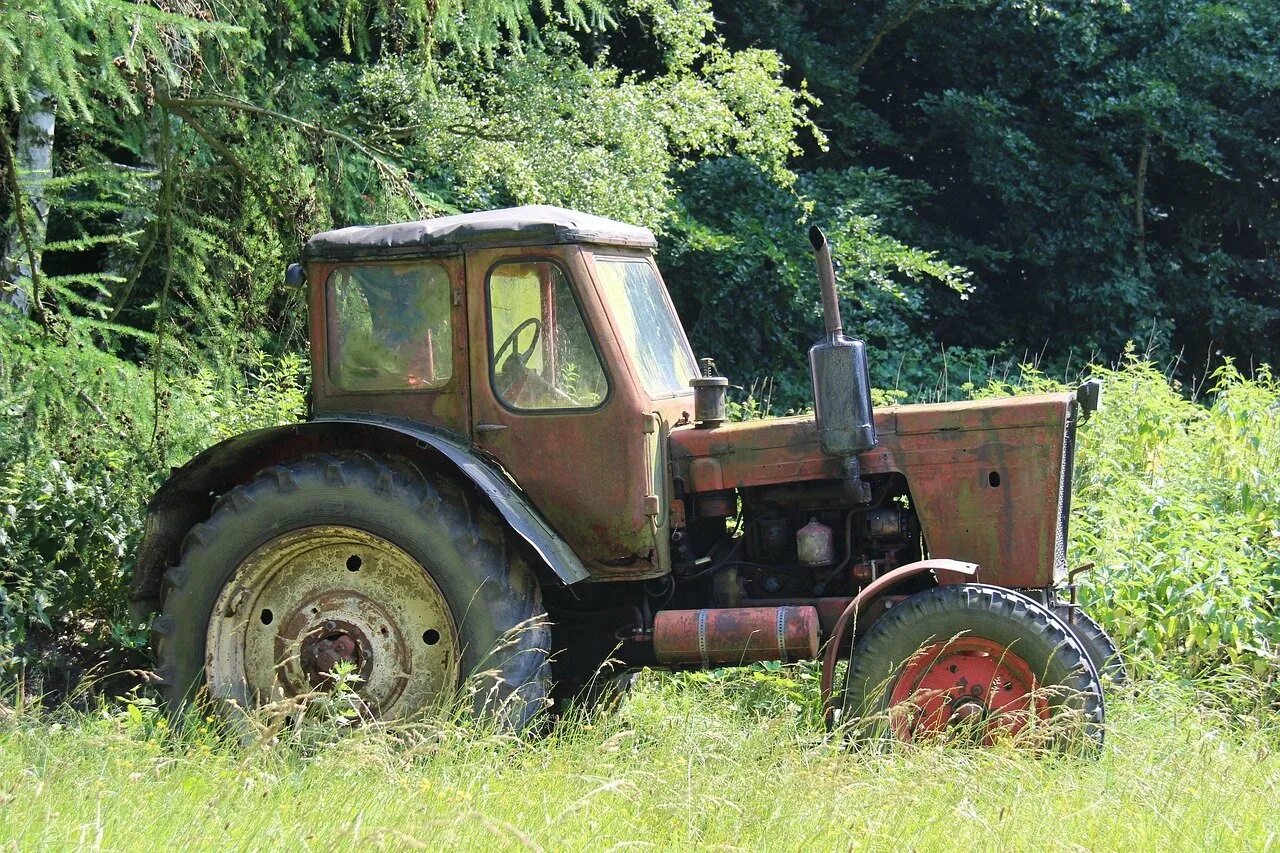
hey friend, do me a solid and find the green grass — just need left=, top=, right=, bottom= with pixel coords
left=0, top=673, right=1276, bottom=850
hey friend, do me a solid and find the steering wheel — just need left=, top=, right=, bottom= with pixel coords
left=494, top=317, right=542, bottom=372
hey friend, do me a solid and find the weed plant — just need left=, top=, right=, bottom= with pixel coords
left=0, top=666, right=1275, bottom=850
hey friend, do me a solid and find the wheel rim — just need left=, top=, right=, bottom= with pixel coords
left=887, top=637, right=1047, bottom=743
left=206, top=526, right=460, bottom=718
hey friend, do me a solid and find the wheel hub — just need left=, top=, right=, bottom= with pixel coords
left=206, top=526, right=460, bottom=718
left=889, top=636, right=1046, bottom=743
left=297, top=618, right=369, bottom=687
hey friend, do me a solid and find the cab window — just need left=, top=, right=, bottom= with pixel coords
left=327, top=262, right=452, bottom=391
left=487, top=261, right=607, bottom=411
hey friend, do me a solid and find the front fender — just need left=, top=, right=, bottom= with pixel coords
left=130, top=415, right=590, bottom=619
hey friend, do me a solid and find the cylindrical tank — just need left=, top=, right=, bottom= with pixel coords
left=653, top=606, right=820, bottom=666
left=691, top=357, right=728, bottom=428
left=796, top=517, right=834, bottom=566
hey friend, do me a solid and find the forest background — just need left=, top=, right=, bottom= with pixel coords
left=0, top=0, right=1276, bottom=690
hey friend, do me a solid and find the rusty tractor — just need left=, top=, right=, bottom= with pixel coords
left=134, top=205, right=1120, bottom=743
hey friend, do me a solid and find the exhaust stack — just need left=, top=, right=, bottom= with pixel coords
left=808, top=226, right=876, bottom=501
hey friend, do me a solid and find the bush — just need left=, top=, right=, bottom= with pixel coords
left=0, top=316, right=305, bottom=682
left=981, top=354, right=1280, bottom=682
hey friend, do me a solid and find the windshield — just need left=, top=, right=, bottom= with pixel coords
left=594, top=258, right=698, bottom=398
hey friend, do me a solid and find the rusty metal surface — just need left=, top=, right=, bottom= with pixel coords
left=818, top=560, right=980, bottom=726
left=466, top=244, right=689, bottom=579
left=888, top=635, right=1045, bottom=744
left=205, top=525, right=460, bottom=717
left=669, top=392, right=1074, bottom=589
left=653, top=605, right=820, bottom=665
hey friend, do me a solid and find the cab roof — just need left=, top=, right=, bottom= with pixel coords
left=303, top=204, right=657, bottom=261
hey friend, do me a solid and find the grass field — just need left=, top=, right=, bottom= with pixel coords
left=0, top=671, right=1275, bottom=851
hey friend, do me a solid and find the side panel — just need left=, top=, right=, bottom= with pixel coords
left=880, top=409, right=1070, bottom=588
left=668, top=394, right=1075, bottom=588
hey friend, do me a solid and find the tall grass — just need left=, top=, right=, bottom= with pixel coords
left=0, top=672, right=1275, bottom=850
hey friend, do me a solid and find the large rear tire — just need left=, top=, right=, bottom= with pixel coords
left=152, top=453, right=551, bottom=730
left=843, top=584, right=1104, bottom=750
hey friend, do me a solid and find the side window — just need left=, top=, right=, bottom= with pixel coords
left=488, top=261, right=607, bottom=411
left=328, top=262, right=453, bottom=391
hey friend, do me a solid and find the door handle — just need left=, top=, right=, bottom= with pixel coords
left=475, top=423, right=509, bottom=433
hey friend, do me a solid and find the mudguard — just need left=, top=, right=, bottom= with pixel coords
left=316, top=413, right=592, bottom=586
left=129, top=414, right=590, bottom=619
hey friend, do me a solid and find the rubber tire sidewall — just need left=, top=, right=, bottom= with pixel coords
left=158, top=455, right=546, bottom=724
left=1051, top=603, right=1128, bottom=685
left=843, top=583, right=1104, bottom=748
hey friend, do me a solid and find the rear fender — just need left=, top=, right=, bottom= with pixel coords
left=129, top=414, right=590, bottom=619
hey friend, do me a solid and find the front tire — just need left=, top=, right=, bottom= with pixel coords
left=1051, top=604, right=1128, bottom=686
left=843, top=584, right=1104, bottom=749
left=152, top=453, right=551, bottom=729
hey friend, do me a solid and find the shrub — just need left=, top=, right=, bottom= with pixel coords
left=0, top=316, right=305, bottom=681
left=982, top=354, right=1280, bottom=681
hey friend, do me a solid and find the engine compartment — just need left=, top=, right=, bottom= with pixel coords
left=672, top=475, right=922, bottom=605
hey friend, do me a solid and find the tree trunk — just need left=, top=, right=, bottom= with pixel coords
left=1134, top=137, right=1148, bottom=257
left=2, top=91, right=57, bottom=315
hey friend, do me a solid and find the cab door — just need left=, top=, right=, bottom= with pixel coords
left=467, top=244, right=660, bottom=578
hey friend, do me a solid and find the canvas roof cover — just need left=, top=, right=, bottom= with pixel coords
left=304, top=205, right=657, bottom=260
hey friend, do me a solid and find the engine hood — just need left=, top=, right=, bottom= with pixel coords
left=668, top=392, right=1076, bottom=493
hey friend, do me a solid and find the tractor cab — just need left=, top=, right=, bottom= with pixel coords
left=303, top=206, right=698, bottom=577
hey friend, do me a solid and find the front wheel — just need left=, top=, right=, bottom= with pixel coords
left=152, top=453, right=551, bottom=729
left=843, top=584, right=1104, bottom=750
left=1051, top=603, right=1128, bottom=686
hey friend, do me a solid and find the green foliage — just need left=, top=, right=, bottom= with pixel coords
left=0, top=0, right=241, bottom=119
left=0, top=315, right=305, bottom=673
left=713, top=0, right=1280, bottom=380
left=979, top=354, right=1280, bottom=681
left=0, top=676, right=1277, bottom=847
left=665, top=158, right=984, bottom=407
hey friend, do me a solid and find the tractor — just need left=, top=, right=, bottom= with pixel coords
left=131, top=205, right=1119, bottom=744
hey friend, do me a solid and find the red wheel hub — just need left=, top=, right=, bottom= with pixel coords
left=888, top=637, right=1047, bottom=743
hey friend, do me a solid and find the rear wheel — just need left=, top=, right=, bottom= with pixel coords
left=843, top=584, right=1104, bottom=749
left=153, top=453, right=551, bottom=729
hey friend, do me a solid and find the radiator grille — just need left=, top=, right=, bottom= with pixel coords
left=1054, top=401, right=1079, bottom=583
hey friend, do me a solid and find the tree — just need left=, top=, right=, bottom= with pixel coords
left=1, top=0, right=816, bottom=369
left=710, top=0, right=1280, bottom=380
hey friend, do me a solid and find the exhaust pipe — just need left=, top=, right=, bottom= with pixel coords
left=812, top=226, right=844, bottom=337
left=808, top=226, right=876, bottom=501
